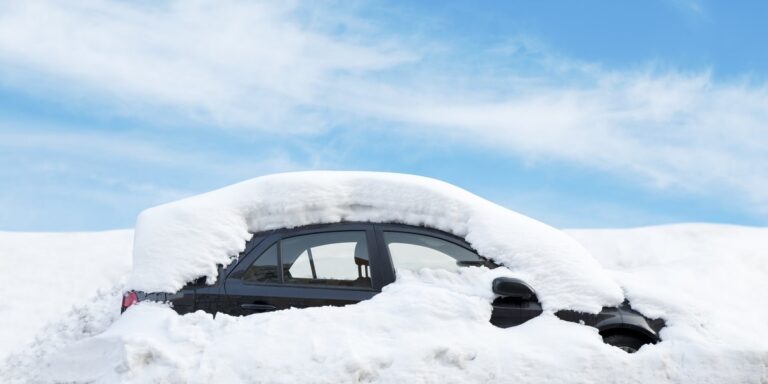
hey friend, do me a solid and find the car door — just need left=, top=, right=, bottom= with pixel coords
left=222, top=232, right=291, bottom=316
left=223, top=223, right=385, bottom=316
left=372, top=224, right=540, bottom=326
left=372, top=223, right=497, bottom=285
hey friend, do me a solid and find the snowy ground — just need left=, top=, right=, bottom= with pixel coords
left=0, top=230, right=133, bottom=362
left=0, top=224, right=766, bottom=383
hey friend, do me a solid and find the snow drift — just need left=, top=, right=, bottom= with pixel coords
left=0, top=230, right=133, bottom=362
left=2, top=172, right=767, bottom=383
left=569, top=224, right=768, bottom=352
left=130, top=171, right=622, bottom=312
left=2, top=224, right=767, bottom=383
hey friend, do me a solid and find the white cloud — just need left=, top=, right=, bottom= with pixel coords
left=0, top=123, right=307, bottom=230
left=0, top=1, right=414, bottom=130
left=0, top=125, right=304, bottom=181
left=0, top=1, right=767, bottom=216
left=374, top=71, right=768, bottom=205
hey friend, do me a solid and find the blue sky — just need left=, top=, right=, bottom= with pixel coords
left=1, top=0, right=767, bottom=231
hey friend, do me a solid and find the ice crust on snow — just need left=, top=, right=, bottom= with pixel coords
left=130, top=171, right=623, bottom=312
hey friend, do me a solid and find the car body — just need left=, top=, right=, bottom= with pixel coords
left=123, top=222, right=664, bottom=352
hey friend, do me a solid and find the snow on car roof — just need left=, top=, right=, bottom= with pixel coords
left=129, top=171, right=623, bottom=312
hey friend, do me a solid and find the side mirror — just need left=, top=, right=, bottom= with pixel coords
left=492, top=277, right=536, bottom=300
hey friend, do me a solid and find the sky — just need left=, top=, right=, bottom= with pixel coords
left=1, top=0, right=767, bottom=231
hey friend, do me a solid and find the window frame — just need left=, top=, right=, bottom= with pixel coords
left=225, top=231, right=283, bottom=288
left=224, top=222, right=494, bottom=292
left=225, top=223, right=384, bottom=292
left=278, top=229, right=374, bottom=289
left=372, top=223, right=494, bottom=285
left=240, top=242, right=280, bottom=284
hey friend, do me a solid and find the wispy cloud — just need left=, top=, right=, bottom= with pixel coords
left=0, top=1, right=414, bottom=130
left=0, top=126, right=302, bottom=178
left=366, top=70, right=768, bottom=212
left=0, top=1, right=766, bottom=219
left=665, top=0, right=708, bottom=18
left=0, top=122, right=306, bottom=230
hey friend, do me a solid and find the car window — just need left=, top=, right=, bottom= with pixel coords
left=280, top=231, right=371, bottom=288
left=383, top=231, right=492, bottom=274
left=242, top=243, right=279, bottom=283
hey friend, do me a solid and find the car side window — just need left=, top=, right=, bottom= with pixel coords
left=383, top=231, right=493, bottom=274
left=242, top=243, right=279, bottom=283
left=280, top=231, right=372, bottom=288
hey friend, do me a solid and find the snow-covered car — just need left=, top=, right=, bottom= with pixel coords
left=123, top=221, right=664, bottom=352
left=122, top=172, right=665, bottom=353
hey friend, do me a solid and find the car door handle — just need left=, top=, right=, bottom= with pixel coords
left=240, top=303, right=277, bottom=312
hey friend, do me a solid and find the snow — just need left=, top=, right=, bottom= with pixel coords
left=0, top=230, right=133, bottom=362
left=130, top=171, right=623, bottom=312
left=2, top=223, right=766, bottom=383
left=567, top=224, right=768, bottom=351
left=0, top=176, right=767, bottom=382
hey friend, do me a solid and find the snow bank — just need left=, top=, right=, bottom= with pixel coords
left=33, top=268, right=768, bottom=384
left=567, top=224, right=768, bottom=351
left=130, top=171, right=623, bottom=312
left=0, top=230, right=133, bottom=361
left=1, top=224, right=767, bottom=383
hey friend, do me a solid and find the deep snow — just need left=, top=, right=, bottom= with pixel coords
left=130, top=172, right=622, bottom=312
left=0, top=224, right=766, bottom=383
left=0, top=171, right=767, bottom=383
left=568, top=224, right=768, bottom=352
left=0, top=230, right=133, bottom=361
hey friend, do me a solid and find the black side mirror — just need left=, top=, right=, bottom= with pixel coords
left=492, top=277, right=536, bottom=300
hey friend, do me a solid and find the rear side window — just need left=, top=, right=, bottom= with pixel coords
left=280, top=231, right=371, bottom=288
left=384, top=231, right=492, bottom=274
left=242, top=243, right=279, bottom=283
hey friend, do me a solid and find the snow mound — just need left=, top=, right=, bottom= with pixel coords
left=0, top=230, right=133, bottom=361
left=130, top=171, right=622, bottom=312
left=567, top=224, right=768, bottom=351
left=2, top=224, right=767, bottom=383
left=35, top=267, right=768, bottom=384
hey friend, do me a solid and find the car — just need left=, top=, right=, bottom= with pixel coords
left=122, top=221, right=664, bottom=353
